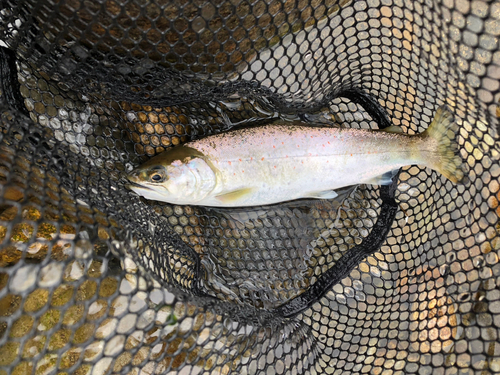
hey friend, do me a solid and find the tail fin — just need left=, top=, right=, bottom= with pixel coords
left=421, top=106, right=464, bottom=183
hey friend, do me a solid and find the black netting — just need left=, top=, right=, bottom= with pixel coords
left=0, top=0, right=499, bottom=374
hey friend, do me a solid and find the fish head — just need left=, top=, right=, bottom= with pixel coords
left=127, top=146, right=217, bottom=204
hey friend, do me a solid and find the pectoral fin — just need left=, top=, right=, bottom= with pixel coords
left=215, top=188, right=255, bottom=203
left=303, top=190, right=338, bottom=200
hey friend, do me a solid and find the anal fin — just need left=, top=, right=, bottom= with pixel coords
left=363, top=169, right=399, bottom=186
left=302, top=190, right=338, bottom=200
left=381, top=125, right=404, bottom=134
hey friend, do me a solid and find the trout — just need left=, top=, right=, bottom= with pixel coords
left=127, top=106, right=464, bottom=207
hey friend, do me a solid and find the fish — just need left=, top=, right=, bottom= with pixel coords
left=127, top=106, right=464, bottom=207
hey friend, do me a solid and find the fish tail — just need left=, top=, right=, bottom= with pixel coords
left=420, top=106, right=464, bottom=183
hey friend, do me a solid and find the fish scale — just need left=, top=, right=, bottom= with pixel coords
left=190, top=125, right=424, bottom=205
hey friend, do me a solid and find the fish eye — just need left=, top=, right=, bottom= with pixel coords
left=149, top=167, right=166, bottom=183
left=151, top=173, right=164, bottom=182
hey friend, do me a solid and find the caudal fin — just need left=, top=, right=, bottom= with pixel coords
left=422, top=106, right=464, bottom=183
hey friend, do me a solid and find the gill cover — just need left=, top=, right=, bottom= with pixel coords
left=128, top=146, right=218, bottom=204
left=170, top=157, right=217, bottom=202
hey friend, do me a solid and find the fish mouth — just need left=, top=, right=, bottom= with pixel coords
left=126, top=180, right=153, bottom=191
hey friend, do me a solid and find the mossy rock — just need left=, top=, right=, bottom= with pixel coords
left=9, top=315, right=34, bottom=338
left=12, top=362, right=33, bottom=375
left=62, top=304, right=84, bottom=326
left=74, top=364, right=92, bottom=375
left=0, top=293, right=22, bottom=317
left=51, top=285, right=74, bottom=307
left=0, top=342, right=19, bottom=365
left=98, top=277, right=118, bottom=298
left=87, top=300, right=108, bottom=321
left=113, top=352, right=132, bottom=373
left=87, top=260, right=103, bottom=278
left=76, top=280, right=97, bottom=301
left=73, top=323, right=95, bottom=344
left=10, top=223, right=33, bottom=242
left=23, top=289, right=49, bottom=313
left=35, top=223, right=57, bottom=241
left=0, top=245, right=23, bottom=267
left=38, top=309, right=61, bottom=331
left=60, top=348, right=82, bottom=369
left=34, top=354, right=57, bottom=375
left=48, top=328, right=71, bottom=350
left=22, top=336, right=46, bottom=359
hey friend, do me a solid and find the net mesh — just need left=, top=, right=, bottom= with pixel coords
left=0, top=0, right=499, bottom=374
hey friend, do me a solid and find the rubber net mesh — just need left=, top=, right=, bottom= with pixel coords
left=0, top=0, right=499, bottom=374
